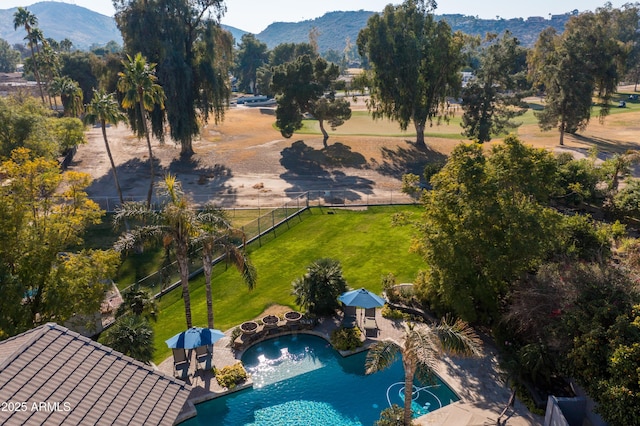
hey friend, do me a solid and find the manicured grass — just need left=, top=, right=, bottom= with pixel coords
left=151, top=205, right=425, bottom=363
left=83, top=209, right=267, bottom=289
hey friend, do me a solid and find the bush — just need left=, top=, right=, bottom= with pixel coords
left=214, top=362, right=248, bottom=389
left=375, top=404, right=405, bottom=426
left=381, top=305, right=404, bottom=320
left=330, top=326, right=362, bottom=351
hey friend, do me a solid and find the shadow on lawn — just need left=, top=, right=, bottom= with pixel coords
left=374, top=140, right=448, bottom=179
left=279, top=140, right=373, bottom=204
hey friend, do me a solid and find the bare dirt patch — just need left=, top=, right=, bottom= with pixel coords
left=69, top=105, right=640, bottom=209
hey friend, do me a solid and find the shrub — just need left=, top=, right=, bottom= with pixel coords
left=374, top=404, right=405, bottom=426
left=214, top=362, right=248, bottom=389
left=381, top=305, right=404, bottom=320
left=330, top=326, right=362, bottom=351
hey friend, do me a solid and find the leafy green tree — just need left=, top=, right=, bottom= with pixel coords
left=235, top=34, right=268, bottom=95
left=292, top=258, right=348, bottom=316
left=83, top=89, right=128, bottom=205
left=272, top=55, right=351, bottom=146
left=0, top=96, right=56, bottom=160
left=529, top=6, right=629, bottom=145
left=357, top=0, right=465, bottom=148
left=117, top=53, right=165, bottom=207
left=0, top=38, right=21, bottom=72
left=417, top=136, right=562, bottom=323
left=366, top=318, right=481, bottom=425
left=614, top=178, right=640, bottom=218
left=51, top=117, right=86, bottom=153
left=101, top=315, right=155, bottom=363
left=115, top=0, right=233, bottom=157
left=528, top=28, right=593, bottom=146
left=461, top=31, right=528, bottom=142
left=60, top=51, right=101, bottom=104
left=13, top=7, right=45, bottom=103
left=0, top=148, right=119, bottom=337
left=195, top=206, right=257, bottom=328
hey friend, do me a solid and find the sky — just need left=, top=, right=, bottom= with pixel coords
left=2, top=0, right=631, bottom=34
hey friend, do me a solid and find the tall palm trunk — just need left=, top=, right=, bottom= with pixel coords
left=27, top=35, right=45, bottom=104
left=402, top=357, right=416, bottom=425
left=176, top=244, right=192, bottom=328
left=139, top=96, right=155, bottom=208
left=202, top=243, right=214, bottom=329
left=101, top=122, right=124, bottom=205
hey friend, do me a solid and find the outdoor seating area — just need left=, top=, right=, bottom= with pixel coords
left=167, top=327, right=223, bottom=379
left=233, top=311, right=310, bottom=351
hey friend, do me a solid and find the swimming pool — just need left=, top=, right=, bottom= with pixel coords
left=183, top=334, right=459, bottom=425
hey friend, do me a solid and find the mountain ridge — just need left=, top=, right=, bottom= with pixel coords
left=0, top=2, right=569, bottom=52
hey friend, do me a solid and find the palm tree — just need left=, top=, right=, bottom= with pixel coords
left=365, top=318, right=482, bottom=425
left=292, top=258, right=348, bottom=316
left=195, top=206, right=257, bottom=328
left=101, top=315, right=155, bottom=364
left=117, top=53, right=165, bottom=207
left=114, top=174, right=198, bottom=328
left=84, top=89, right=127, bottom=206
left=59, top=77, right=83, bottom=117
left=13, top=7, right=45, bottom=103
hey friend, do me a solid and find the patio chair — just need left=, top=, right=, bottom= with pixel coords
left=194, top=345, right=212, bottom=371
left=342, top=304, right=357, bottom=328
left=363, top=307, right=378, bottom=338
left=172, top=348, right=190, bottom=379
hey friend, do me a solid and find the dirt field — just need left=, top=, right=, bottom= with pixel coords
left=69, top=100, right=640, bottom=209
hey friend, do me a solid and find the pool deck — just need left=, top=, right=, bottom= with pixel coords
left=158, top=310, right=543, bottom=425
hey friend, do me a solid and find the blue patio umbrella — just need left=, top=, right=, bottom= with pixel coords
left=165, top=327, right=225, bottom=349
left=338, top=288, right=385, bottom=309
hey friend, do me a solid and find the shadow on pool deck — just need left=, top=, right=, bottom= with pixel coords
left=158, top=309, right=543, bottom=426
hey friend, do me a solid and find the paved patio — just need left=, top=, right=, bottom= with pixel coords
left=158, top=309, right=543, bottom=425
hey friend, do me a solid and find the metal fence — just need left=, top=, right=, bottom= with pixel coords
left=123, top=192, right=310, bottom=297
left=93, top=189, right=414, bottom=212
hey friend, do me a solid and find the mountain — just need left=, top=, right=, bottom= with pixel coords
left=252, top=10, right=570, bottom=52
left=0, top=1, right=121, bottom=50
left=0, top=2, right=570, bottom=53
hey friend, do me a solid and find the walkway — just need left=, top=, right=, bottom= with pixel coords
left=157, top=309, right=543, bottom=425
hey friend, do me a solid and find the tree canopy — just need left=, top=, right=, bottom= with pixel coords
left=357, top=0, right=464, bottom=148
left=461, top=31, right=528, bottom=142
left=235, top=33, right=268, bottom=95
left=114, top=0, right=233, bottom=156
left=0, top=149, right=119, bottom=338
left=271, top=55, right=351, bottom=146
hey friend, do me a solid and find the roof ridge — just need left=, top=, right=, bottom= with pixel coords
left=0, top=323, right=51, bottom=371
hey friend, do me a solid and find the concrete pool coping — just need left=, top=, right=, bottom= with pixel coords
left=158, top=311, right=543, bottom=425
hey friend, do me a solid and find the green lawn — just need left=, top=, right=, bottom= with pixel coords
left=151, top=205, right=425, bottom=363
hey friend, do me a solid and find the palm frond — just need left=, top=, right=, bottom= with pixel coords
left=365, top=341, right=401, bottom=375
left=113, top=201, right=155, bottom=226
left=406, top=325, right=440, bottom=372
left=433, top=317, right=483, bottom=357
left=113, top=225, right=165, bottom=252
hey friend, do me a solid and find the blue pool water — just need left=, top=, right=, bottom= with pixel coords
left=183, top=334, right=459, bottom=426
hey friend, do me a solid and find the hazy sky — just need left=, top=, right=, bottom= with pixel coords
left=2, top=1, right=629, bottom=34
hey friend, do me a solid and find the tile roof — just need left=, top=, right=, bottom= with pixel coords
left=0, top=323, right=191, bottom=426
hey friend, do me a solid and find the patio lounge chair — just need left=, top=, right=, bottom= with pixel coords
left=342, top=304, right=357, bottom=328
left=194, top=345, right=211, bottom=371
left=172, top=348, right=190, bottom=379
left=363, top=307, right=378, bottom=338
